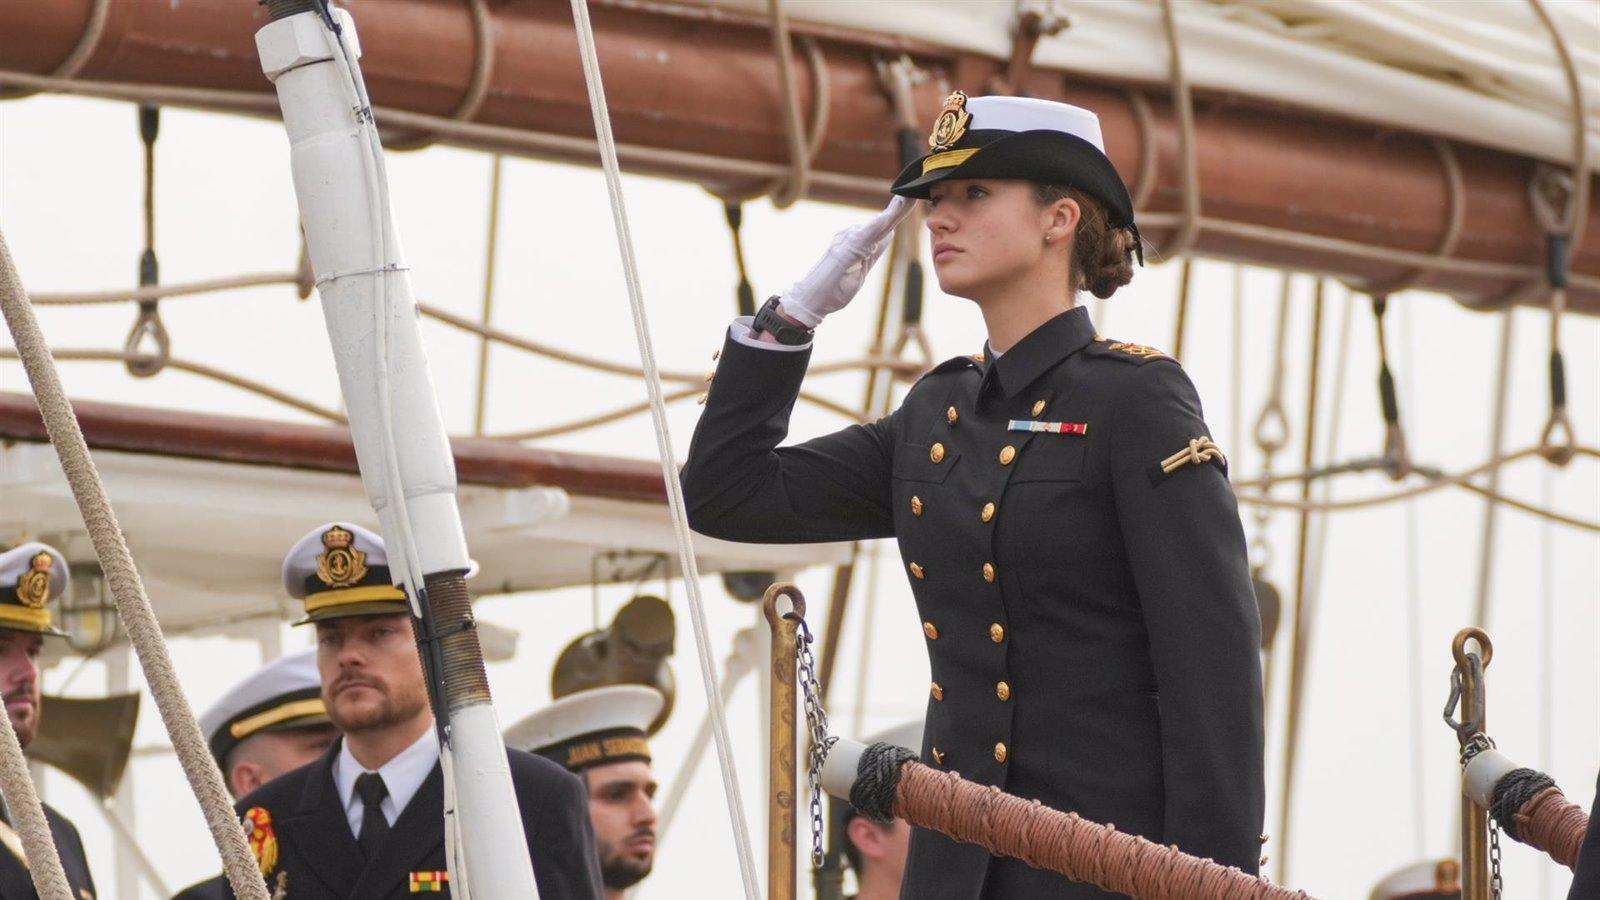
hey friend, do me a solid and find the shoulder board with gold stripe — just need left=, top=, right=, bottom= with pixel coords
left=1087, top=337, right=1171, bottom=364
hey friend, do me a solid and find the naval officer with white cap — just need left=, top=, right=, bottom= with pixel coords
left=0, top=543, right=97, bottom=899
left=508, top=685, right=664, bottom=900
left=172, top=650, right=338, bottom=899
left=219, top=522, right=602, bottom=899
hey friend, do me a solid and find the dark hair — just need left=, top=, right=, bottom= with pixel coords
left=1033, top=183, right=1136, bottom=299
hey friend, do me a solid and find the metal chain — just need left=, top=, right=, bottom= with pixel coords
left=1488, top=821, right=1504, bottom=899
left=787, top=611, right=837, bottom=870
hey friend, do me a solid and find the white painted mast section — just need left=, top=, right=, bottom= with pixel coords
left=256, top=9, right=539, bottom=898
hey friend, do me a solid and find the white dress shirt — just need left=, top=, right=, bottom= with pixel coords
left=332, top=727, right=440, bottom=838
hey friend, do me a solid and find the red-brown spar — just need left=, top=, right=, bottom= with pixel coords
left=3, top=0, right=1598, bottom=313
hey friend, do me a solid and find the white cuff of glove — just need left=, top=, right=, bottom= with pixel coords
left=729, top=316, right=810, bottom=352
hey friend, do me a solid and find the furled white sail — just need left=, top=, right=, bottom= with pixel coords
left=691, top=0, right=1600, bottom=167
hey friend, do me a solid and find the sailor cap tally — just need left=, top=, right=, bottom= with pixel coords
left=505, top=684, right=663, bottom=773
left=199, top=648, right=330, bottom=767
left=284, top=522, right=410, bottom=624
left=890, top=92, right=1140, bottom=263
left=0, top=543, right=69, bottom=636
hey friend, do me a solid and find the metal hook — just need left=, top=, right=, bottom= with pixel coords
left=122, top=301, right=169, bottom=378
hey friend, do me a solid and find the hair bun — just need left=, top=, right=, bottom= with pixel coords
left=1085, top=227, right=1136, bottom=300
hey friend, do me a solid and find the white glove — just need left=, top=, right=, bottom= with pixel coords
left=777, top=195, right=915, bottom=329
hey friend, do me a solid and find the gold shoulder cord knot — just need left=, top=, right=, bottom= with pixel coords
left=1160, top=436, right=1226, bottom=475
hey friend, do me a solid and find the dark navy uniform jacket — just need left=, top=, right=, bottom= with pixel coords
left=683, top=307, right=1264, bottom=899
left=0, top=804, right=96, bottom=900
left=215, top=738, right=602, bottom=899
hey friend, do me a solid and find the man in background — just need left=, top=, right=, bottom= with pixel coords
left=508, top=683, right=664, bottom=899
left=172, top=649, right=337, bottom=899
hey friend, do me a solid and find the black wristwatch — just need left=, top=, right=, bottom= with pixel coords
left=752, top=296, right=814, bottom=346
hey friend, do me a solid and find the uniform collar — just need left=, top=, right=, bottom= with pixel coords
left=983, top=306, right=1097, bottom=398
left=333, top=726, right=439, bottom=835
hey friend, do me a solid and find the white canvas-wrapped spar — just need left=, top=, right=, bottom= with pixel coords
left=255, top=8, right=539, bottom=898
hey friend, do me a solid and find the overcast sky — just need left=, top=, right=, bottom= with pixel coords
left=2, top=89, right=1597, bottom=899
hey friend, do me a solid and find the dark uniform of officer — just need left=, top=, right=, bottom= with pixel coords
left=221, top=523, right=603, bottom=899
left=683, top=93, right=1263, bottom=899
left=0, top=543, right=97, bottom=900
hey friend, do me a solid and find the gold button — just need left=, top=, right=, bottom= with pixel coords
left=930, top=443, right=946, bottom=464
left=989, top=623, right=1005, bottom=643
left=932, top=747, right=945, bottom=765
left=1032, top=399, right=1046, bottom=417
left=705, top=371, right=716, bottom=383
left=930, top=682, right=944, bottom=701
left=994, top=742, right=1008, bottom=763
left=996, top=681, right=1011, bottom=702
left=909, top=562, right=925, bottom=580
left=981, top=502, right=996, bottom=523
left=999, top=445, right=1017, bottom=465
left=946, top=406, right=959, bottom=425
left=696, top=393, right=709, bottom=405
left=923, top=621, right=939, bottom=640
left=982, top=563, right=996, bottom=582
left=911, top=495, right=924, bottom=516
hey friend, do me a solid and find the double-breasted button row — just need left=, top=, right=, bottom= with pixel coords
left=982, top=562, right=996, bottom=582
left=909, top=562, right=925, bottom=579
left=930, top=443, right=946, bottom=464
left=981, top=501, right=996, bottom=523
left=931, top=682, right=944, bottom=701
left=999, top=445, right=1017, bottom=465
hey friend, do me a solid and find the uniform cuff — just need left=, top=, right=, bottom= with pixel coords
left=729, top=316, right=811, bottom=352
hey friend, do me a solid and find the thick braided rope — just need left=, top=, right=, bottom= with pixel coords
left=0, top=230, right=272, bottom=900
left=1511, top=786, right=1589, bottom=870
left=893, top=760, right=1311, bottom=900
left=0, top=685, right=71, bottom=900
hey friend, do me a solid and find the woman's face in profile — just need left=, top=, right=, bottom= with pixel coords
left=924, top=178, right=1064, bottom=301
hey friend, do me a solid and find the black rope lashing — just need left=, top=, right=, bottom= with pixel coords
left=1490, top=768, right=1557, bottom=842
left=725, top=203, right=757, bottom=318
left=849, top=741, right=917, bottom=824
left=125, top=103, right=170, bottom=378
left=1370, top=294, right=1410, bottom=479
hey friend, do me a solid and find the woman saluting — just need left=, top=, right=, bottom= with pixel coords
left=683, top=93, right=1263, bottom=899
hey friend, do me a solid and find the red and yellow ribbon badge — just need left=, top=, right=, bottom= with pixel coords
left=242, top=807, right=279, bottom=876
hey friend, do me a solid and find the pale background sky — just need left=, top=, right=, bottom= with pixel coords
left=1, top=90, right=1597, bottom=899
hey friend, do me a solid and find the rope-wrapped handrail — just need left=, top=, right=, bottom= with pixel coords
left=4, top=68, right=1600, bottom=300
left=0, top=230, right=273, bottom=900
left=1463, top=749, right=1590, bottom=874
left=842, top=742, right=1311, bottom=900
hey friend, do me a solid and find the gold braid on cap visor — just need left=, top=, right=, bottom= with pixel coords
left=921, top=148, right=980, bottom=175
left=302, top=584, right=408, bottom=614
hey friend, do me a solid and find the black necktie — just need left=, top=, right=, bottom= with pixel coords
left=355, top=772, right=391, bottom=859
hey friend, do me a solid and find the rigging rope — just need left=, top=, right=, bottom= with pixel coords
left=1472, top=311, right=1515, bottom=630
left=473, top=154, right=505, bottom=436
left=0, top=230, right=272, bottom=900
left=724, top=203, right=758, bottom=318
left=1154, top=0, right=1201, bottom=260
left=383, top=0, right=495, bottom=151
left=1274, top=278, right=1325, bottom=886
left=564, top=1, right=759, bottom=894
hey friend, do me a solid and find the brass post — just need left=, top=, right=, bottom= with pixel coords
left=1452, top=627, right=1493, bottom=900
left=764, top=583, right=804, bottom=900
